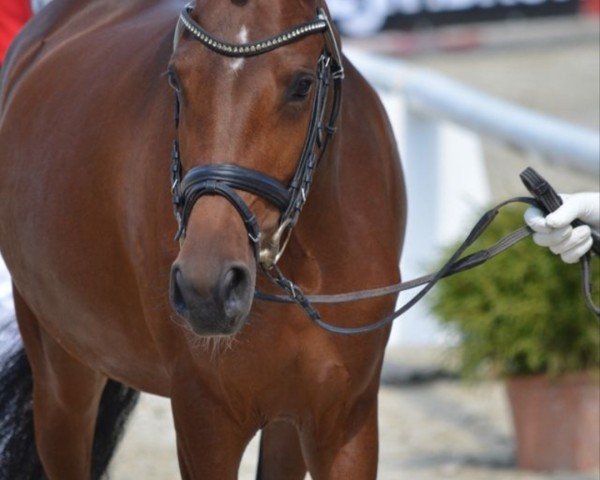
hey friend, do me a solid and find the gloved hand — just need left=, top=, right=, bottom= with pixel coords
left=524, top=192, right=599, bottom=264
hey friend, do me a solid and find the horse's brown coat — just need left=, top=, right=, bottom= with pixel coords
left=0, top=0, right=406, bottom=478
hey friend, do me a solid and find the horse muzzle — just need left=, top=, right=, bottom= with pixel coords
left=169, top=261, right=254, bottom=336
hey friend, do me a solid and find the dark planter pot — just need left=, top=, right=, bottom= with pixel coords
left=506, top=372, right=599, bottom=472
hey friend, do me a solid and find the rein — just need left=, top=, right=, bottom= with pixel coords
left=170, top=5, right=599, bottom=336
left=256, top=169, right=599, bottom=335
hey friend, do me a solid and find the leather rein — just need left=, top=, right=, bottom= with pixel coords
left=170, top=6, right=599, bottom=336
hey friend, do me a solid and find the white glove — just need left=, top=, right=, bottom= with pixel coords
left=524, top=192, right=599, bottom=264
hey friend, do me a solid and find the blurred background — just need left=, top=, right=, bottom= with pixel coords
left=1, top=0, right=599, bottom=478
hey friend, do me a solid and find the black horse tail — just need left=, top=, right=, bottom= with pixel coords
left=91, top=377, right=140, bottom=478
left=0, top=329, right=140, bottom=480
left=0, top=345, right=44, bottom=479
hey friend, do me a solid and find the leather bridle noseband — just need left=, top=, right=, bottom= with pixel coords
left=170, top=6, right=599, bottom=335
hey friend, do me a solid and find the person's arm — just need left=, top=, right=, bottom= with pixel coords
left=524, top=192, right=599, bottom=264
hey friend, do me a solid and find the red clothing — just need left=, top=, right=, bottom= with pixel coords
left=582, top=0, right=600, bottom=14
left=0, top=0, right=32, bottom=63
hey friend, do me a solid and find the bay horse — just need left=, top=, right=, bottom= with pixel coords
left=0, top=0, right=406, bottom=478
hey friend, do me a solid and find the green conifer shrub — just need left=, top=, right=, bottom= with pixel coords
left=431, top=207, right=599, bottom=378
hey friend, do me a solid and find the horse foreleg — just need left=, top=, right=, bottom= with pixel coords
left=14, top=288, right=107, bottom=480
left=171, top=364, right=256, bottom=480
left=257, top=421, right=307, bottom=480
left=303, top=397, right=379, bottom=480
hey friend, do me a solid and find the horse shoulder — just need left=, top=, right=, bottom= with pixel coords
left=339, top=59, right=407, bottom=249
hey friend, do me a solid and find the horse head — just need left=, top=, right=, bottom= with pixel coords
left=167, top=1, right=342, bottom=336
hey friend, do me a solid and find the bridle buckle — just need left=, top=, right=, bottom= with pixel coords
left=332, top=65, right=345, bottom=80
left=259, top=219, right=293, bottom=270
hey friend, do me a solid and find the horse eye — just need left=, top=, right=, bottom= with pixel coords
left=290, top=75, right=314, bottom=101
left=167, top=70, right=181, bottom=92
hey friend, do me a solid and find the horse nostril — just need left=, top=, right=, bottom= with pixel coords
left=220, top=265, right=251, bottom=319
left=170, top=267, right=188, bottom=316
left=169, top=262, right=253, bottom=334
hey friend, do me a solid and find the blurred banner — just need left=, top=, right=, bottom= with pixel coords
left=329, top=0, right=583, bottom=36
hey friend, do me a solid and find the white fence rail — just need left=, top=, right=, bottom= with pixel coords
left=345, top=48, right=600, bottom=346
left=347, top=49, right=600, bottom=174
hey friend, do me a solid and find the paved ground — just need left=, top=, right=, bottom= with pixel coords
left=109, top=349, right=598, bottom=480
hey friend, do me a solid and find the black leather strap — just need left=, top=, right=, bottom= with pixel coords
left=282, top=54, right=332, bottom=226
left=521, top=167, right=600, bottom=314
left=521, top=167, right=600, bottom=255
left=581, top=255, right=599, bottom=316
left=181, top=165, right=291, bottom=211
left=179, top=180, right=261, bottom=258
left=255, top=197, right=539, bottom=334
left=256, top=224, right=533, bottom=306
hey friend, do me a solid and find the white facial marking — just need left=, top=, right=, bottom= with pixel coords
left=230, top=26, right=248, bottom=72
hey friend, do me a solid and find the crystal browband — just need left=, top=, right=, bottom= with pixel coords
left=178, top=6, right=328, bottom=57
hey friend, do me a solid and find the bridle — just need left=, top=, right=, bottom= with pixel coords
left=170, top=6, right=599, bottom=335
left=170, top=4, right=346, bottom=319
left=171, top=4, right=343, bottom=265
